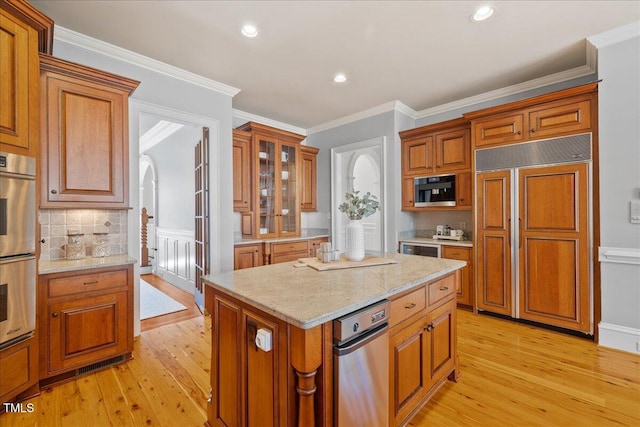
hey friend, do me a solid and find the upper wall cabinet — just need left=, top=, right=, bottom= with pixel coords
left=400, top=118, right=470, bottom=177
left=399, top=117, right=471, bottom=211
left=39, top=54, right=139, bottom=209
left=0, top=1, right=52, bottom=157
left=235, top=122, right=307, bottom=239
left=233, top=129, right=252, bottom=212
left=300, top=145, right=319, bottom=212
left=466, top=84, right=596, bottom=149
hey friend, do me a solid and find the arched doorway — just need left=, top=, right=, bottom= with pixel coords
left=331, top=137, right=386, bottom=256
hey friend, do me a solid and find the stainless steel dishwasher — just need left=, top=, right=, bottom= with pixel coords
left=334, top=300, right=389, bottom=427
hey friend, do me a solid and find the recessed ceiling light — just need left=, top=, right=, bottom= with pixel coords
left=472, top=6, right=494, bottom=22
left=334, top=73, right=347, bottom=83
left=241, top=24, right=258, bottom=38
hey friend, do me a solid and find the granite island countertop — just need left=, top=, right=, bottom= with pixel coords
left=202, top=253, right=465, bottom=329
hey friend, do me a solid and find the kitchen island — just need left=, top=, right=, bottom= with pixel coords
left=202, top=253, right=465, bottom=427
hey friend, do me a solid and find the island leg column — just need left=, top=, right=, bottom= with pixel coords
left=290, top=325, right=323, bottom=427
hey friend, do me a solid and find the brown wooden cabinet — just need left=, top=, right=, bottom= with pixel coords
left=39, top=54, right=139, bottom=209
left=236, top=122, right=306, bottom=239
left=0, top=335, right=39, bottom=404
left=469, top=86, right=595, bottom=149
left=210, top=294, right=287, bottom=427
left=38, top=264, right=134, bottom=379
left=388, top=272, right=458, bottom=426
left=234, top=236, right=329, bottom=269
left=442, top=246, right=473, bottom=307
left=0, top=0, right=52, bottom=157
left=300, top=145, right=319, bottom=212
left=400, top=118, right=471, bottom=211
left=233, top=243, right=262, bottom=270
left=400, top=118, right=470, bottom=177
left=233, top=129, right=252, bottom=212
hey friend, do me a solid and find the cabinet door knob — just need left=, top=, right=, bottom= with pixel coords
left=51, top=189, right=57, bottom=194
left=40, top=239, right=46, bottom=244
left=52, top=312, right=59, bottom=318
left=530, top=128, right=536, bottom=133
left=516, top=131, right=522, bottom=135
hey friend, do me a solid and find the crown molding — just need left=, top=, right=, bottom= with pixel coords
left=307, top=61, right=596, bottom=134
left=588, top=21, right=640, bottom=49
left=416, top=64, right=595, bottom=120
left=54, top=26, right=241, bottom=97
left=232, top=109, right=307, bottom=137
left=308, top=101, right=417, bottom=135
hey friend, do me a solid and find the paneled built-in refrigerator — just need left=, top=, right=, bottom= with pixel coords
left=475, top=133, right=593, bottom=333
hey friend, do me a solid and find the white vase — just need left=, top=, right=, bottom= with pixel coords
left=345, top=219, right=365, bottom=261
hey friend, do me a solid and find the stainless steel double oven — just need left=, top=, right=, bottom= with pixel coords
left=0, top=152, right=36, bottom=349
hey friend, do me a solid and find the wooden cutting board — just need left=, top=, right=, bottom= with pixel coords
left=295, top=256, right=397, bottom=271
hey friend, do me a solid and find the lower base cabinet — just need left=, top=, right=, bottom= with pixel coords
left=0, top=335, right=39, bottom=404
left=38, top=264, right=133, bottom=380
left=442, top=246, right=474, bottom=307
left=389, top=274, right=458, bottom=426
left=234, top=237, right=328, bottom=269
left=234, top=244, right=263, bottom=270
left=210, top=294, right=287, bottom=426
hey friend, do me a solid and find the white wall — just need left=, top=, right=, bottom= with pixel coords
left=144, top=125, right=200, bottom=231
left=591, top=25, right=640, bottom=353
left=306, top=111, right=399, bottom=253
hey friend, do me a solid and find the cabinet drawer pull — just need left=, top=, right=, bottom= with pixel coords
left=404, top=302, right=416, bottom=309
left=530, top=128, right=536, bottom=133
left=439, top=286, right=449, bottom=291
left=83, top=280, right=99, bottom=285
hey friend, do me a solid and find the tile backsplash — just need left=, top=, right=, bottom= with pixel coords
left=39, top=209, right=128, bottom=260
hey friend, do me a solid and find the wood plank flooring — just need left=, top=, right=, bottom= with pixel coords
left=2, top=309, right=639, bottom=426
left=140, top=274, right=201, bottom=332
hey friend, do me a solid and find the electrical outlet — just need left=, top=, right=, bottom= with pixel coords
left=637, top=341, right=640, bottom=352
left=460, top=221, right=466, bottom=230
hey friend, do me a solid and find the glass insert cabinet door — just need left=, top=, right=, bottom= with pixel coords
left=257, top=137, right=299, bottom=237
left=279, top=143, right=297, bottom=235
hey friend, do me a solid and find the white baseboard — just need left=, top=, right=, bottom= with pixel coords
left=140, top=266, right=153, bottom=275
left=598, top=322, right=640, bottom=354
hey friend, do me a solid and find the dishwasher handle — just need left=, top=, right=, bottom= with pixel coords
left=334, top=322, right=388, bottom=357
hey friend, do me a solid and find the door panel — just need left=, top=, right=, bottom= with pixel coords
left=522, top=173, right=578, bottom=231
left=476, top=171, right=512, bottom=315
left=518, top=163, right=590, bottom=332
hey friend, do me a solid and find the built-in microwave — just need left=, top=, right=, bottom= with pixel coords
left=414, top=174, right=456, bottom=207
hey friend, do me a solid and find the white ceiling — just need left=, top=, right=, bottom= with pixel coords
left=31, top=1, right=640, bottom=130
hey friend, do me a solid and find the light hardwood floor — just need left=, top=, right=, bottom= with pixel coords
left=2, top=309, right=639, bottom=426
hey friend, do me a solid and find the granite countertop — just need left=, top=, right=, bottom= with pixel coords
left=39, top=254, right=137, bottom=275
left=399, top=237, right=473, bottom=248
left=202, top=253, right=465, bottom=329
left=235, top=229, right=330, bottom=245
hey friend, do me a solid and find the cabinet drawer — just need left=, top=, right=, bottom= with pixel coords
left=442, top=246, right=471, bottom=261
left=390, top=286, right=426, bottom=327
left=271, top=251, right=308, bottom=264
left=271, top=241, right=308, bottom=254
left=48, top=269, right=128, bottom=298
left=428, top=274, right=456, bottom=306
